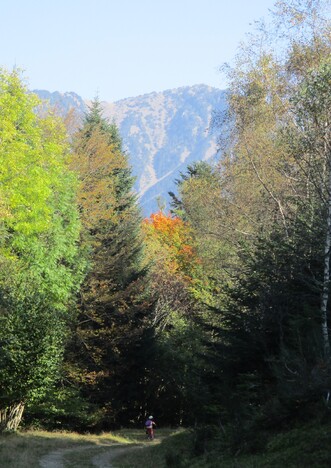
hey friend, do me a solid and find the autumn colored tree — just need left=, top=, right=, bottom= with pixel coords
left=142, top=211, right=210, bottom=424
left=143, top=210, right=202, bottom=323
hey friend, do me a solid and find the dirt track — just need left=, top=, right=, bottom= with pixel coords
left=39, top=443, right=142, bottom=467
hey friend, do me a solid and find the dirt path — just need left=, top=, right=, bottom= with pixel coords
left=91, top=445, right=143, bottom=467
left=39, top=443, right=141, bottom=468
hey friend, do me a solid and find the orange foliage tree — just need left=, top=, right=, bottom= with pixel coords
left=143, top=211, right=197, bottom=281
left=142, top=211, right=203, bottom=331
left=142, top=211, right=210, bottom=425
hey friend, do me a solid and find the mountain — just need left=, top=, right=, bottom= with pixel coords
left=34, top=90, right=86, bottom=116
left=34, top=85, right=227, bottom=215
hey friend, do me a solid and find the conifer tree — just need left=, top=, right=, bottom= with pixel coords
left=203, top=0, right=331, bottom=437
left=67, top=98, right=148, bottom=427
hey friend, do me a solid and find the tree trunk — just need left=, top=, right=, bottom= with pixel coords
left=0, top=402, right=25, bottom=432
left=321, top=166, right=331, bottom=358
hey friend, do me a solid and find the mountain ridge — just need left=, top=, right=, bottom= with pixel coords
left=34, top=84, right=226, bottom=214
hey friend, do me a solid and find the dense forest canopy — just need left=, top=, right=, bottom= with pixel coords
left=1, top=1, right=331, bottom=463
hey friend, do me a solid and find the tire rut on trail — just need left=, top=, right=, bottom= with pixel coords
left=39, top=443, right=140, bottom=468
left=92, top=445, right=143, bottom=467
left=39, top=444, right=96, bottom=468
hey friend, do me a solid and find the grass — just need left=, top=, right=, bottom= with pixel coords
left=0, top=429, right=139, bottom=467
left=113, top=428, right=192, bottom=467
left=0, top=427, right=181, bottom=467
left=1, top=421, right=331, bottom=467
left=174, top=421, right=331, bottom=468
left=229, top=423, right=331, bottom=468
left=114, top=420, right=331, bottom=467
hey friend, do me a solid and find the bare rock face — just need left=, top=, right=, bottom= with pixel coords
left=35, top=85, right=227, bottom=215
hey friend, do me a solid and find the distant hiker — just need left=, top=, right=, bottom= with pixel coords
left=145, top=415, right=156, bottom=440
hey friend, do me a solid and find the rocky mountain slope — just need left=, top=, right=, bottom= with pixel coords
left=35, top=90, right=86, bottom=116
left=34, top=85, right=226, bottom=215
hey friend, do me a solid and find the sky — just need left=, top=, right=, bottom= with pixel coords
left=1, top=0, right=277, bottom=102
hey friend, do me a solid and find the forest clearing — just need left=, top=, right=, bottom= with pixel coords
left=1, top=1, right=331, bottom=466
left=2, top=422, right=331, bottom=467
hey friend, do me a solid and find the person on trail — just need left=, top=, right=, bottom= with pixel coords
left=145, top=415, right=156, bottom=440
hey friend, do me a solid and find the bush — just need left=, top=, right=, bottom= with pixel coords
left=165, top=449, right=184, bottom=467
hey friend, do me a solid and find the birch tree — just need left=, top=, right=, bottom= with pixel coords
left=290, top=62, right=331, bottom=357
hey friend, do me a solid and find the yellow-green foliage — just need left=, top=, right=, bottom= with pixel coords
left=0, top=69, right=84, bottom=425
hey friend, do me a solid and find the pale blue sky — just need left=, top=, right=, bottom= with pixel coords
left=1, top=0, right=276, bottom=101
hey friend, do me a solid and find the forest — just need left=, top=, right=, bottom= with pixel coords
left=1, top=0, right=331, bottom=465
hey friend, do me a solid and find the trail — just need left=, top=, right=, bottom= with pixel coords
left=91, top=445, right=143, bottom=467
left=39, top=442, right=142, bottom=468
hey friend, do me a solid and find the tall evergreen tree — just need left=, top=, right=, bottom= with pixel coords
left=202, top=0, right=331, bottom=441
left=67, top=99, right=149, bottom=428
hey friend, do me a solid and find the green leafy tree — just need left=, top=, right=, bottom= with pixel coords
left=0, top=69, right=83, bottom=431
